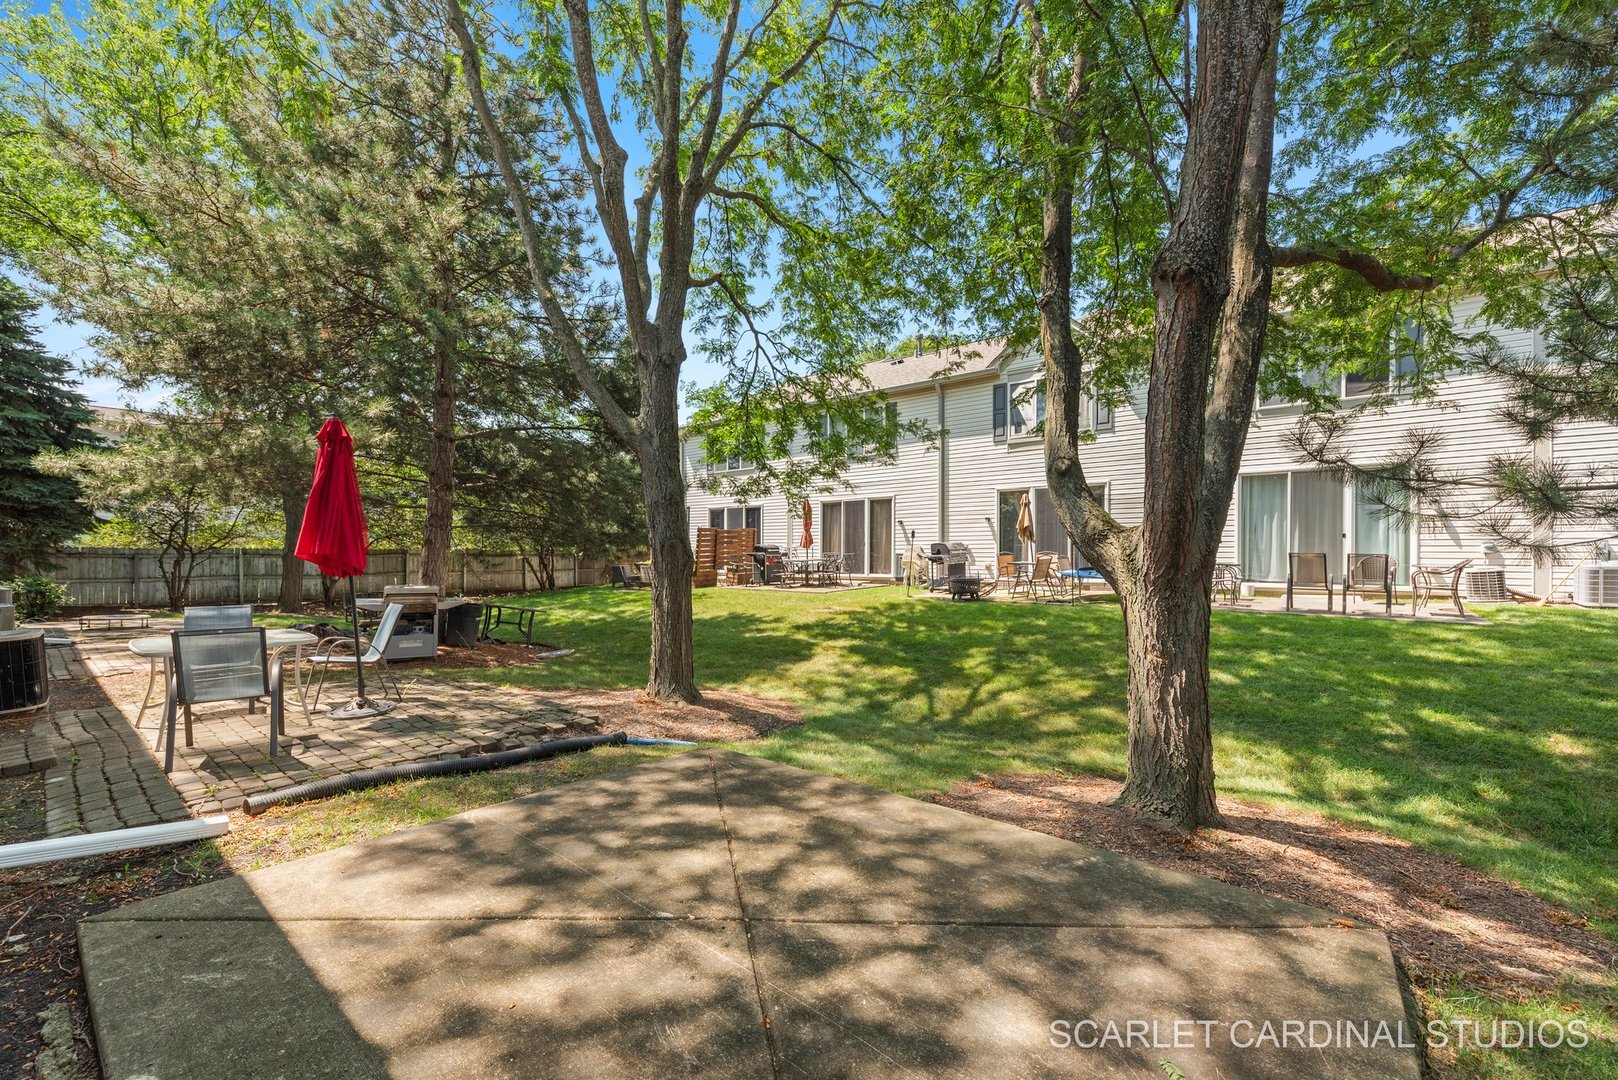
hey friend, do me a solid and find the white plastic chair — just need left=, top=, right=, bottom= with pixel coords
left=306, top=602, right=405, bottom=710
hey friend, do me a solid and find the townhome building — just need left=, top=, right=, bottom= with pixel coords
left=684, top=299, right=1617, bottom=597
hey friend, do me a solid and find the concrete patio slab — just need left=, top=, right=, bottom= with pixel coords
left=103, top=752, right=739, bottom=922
left=81, top=750, right=1421, bottom=1079
left=711, top=752, right=1328, bottom=927
left=753, top=923, right=1417, bottom=1079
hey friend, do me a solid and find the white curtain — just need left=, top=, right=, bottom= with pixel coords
left=1240, top=474, right=1288, bottom=580
left=1354, top=485, right=1411, bottom=583
left=1291, top=471, right=1346, bottom=576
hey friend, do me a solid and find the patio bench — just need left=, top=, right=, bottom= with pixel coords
left=79, top=613, right=151, bottom=632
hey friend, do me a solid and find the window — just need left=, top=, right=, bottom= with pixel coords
left=1009, top=379, right=1044, bottom=437
left=706, top=454, right=743, bottom=472
left=998, top=380, right=1110, bottom=438
left=708, top=506, right=761, bottom=536
left=1346, top=320, right=1422, bottom=396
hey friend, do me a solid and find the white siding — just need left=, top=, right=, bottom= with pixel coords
left=683, top=295, right=1613, bottom=595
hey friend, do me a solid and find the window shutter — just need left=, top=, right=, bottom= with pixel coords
left=992, top=384, right=1007, bottom=443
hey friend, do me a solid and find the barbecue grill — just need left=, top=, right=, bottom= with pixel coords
left=926, top=542, right=975, bottom=591
left=752, top=544, right=785, bottom=585
left=380, top=585, right=441, bottom=660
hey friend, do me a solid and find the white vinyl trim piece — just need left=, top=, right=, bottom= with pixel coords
left=0, top=815, right=230, bottom=869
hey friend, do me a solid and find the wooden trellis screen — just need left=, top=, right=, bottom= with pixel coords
left=693, top=527, right=756, bottom=588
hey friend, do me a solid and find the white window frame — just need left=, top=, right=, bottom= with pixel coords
left=1000, top=377, right=1112, bottom=439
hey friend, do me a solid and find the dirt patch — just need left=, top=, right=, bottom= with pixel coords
left=934, top=773, right=1617, bottom=996
left=0, top=772, right=45, bottom=845
left=0, top=844, right=232, bottom=1080
left=428, top=640, right=570, bottom=670
left=538, top=688, right=803, bottom=743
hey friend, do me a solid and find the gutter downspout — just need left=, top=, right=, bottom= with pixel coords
left=936, top=381, right=948, bottom=541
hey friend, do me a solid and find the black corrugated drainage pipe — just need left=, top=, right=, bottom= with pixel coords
left=242, top=731, right=628, bottom=816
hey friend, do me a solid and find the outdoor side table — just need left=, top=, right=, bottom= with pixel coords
left=129, top=628, right=318, bottom=733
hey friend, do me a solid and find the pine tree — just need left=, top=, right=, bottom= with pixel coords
left=0, top=278, right=98, bottom=576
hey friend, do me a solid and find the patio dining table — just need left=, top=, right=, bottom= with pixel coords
left=129, top=628, right=318, bottom=729
left=782, top=557, right=839, bottom=587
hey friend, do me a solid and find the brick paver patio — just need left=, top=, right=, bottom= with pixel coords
left=19, top=622, right=604, bottom=833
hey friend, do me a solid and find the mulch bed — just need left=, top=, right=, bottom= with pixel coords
left=1, top=844, right=231, bottom=1080
left=934, top=772, right=1618, bottom=996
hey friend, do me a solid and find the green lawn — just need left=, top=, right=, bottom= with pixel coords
left=449, top=585, right=1617, bottom=934
left=253, top=584, right=1616, bottom=1077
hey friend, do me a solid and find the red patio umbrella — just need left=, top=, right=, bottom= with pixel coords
left=799, top=499, right=814, bottom=551
left=296, top=418, right=392, bottom=718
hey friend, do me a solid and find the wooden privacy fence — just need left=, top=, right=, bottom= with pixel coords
left=45, top=548, right=613, bottom=609
left=693, top=527, right=756, bottom=587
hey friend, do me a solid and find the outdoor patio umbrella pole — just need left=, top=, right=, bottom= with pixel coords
left=295, top=417, right=394, bottom=720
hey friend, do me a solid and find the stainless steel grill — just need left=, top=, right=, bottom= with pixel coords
left=380, top=585, right=440, bottom=660
left=926, top=542, right=976, bottom=591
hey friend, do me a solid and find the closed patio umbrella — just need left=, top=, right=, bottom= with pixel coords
left=800, top=499, right=813, bottom=550
left=1016, top=492, right=1036, bottom=559
left=295, top=418, right=393, bottom=719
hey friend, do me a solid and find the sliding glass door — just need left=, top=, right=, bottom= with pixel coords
left=1354, top=486, right=1411, bottom=583
left=1241, top=471, right=1408, bottom=581
left=819, top=497, right=894, bottom=575
left=1290, top=471, right=1346, bottom=575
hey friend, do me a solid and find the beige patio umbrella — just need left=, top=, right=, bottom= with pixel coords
left=800, top=499, right=814, bottom=550
left=1016, top=492, right=1036, bottom=559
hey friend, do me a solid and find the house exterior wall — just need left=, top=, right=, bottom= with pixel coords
left=682, top=300, right=1615, bottom=593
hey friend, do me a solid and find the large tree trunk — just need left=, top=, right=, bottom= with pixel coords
left=637, top=355, right=700, bottom=702
left=1042, top=0, right=1280, bottom=831
left=1114, top=555, right=1221, bottom=823
left=419, top=338, right=456, bottom=589
left=279, top=491, right=304, bottom=613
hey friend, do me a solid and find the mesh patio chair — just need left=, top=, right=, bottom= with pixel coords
left=989, top=553, right=1019, bottom=596
left=1031, top=552, right=1061, bottom=600
left=183, top=605, right=253, bottom=630
left=1212, top=563, right=1244, bottom=605
left=161, top=627, right=284, bottom=773
left=1411, top=558, right=1472, bottom=617
left=306, top=602, right=405, bottom=711
left=1286, top=552, right=1334, bottom=612
left=1344, top=553, right=1397, bottom=614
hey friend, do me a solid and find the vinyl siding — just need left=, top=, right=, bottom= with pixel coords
left=684, top=296, right=1612, bottom=595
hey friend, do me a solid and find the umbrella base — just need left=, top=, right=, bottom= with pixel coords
left=325, top=696, right=397, bottom=720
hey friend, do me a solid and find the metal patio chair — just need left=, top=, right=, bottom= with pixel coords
left=1411, top=558, right=1472, bottom=617
left=306, top=602, right=405, bottom=711
left=183, top=605, right=253, bottom=630
left=161, top=627, right=284, bottom=773
left=1286, top=552, right=1334, bottom=612
left=1212, top=563, right=1244, bottom=605
left=1343, top=553, right=1397, bottom=615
